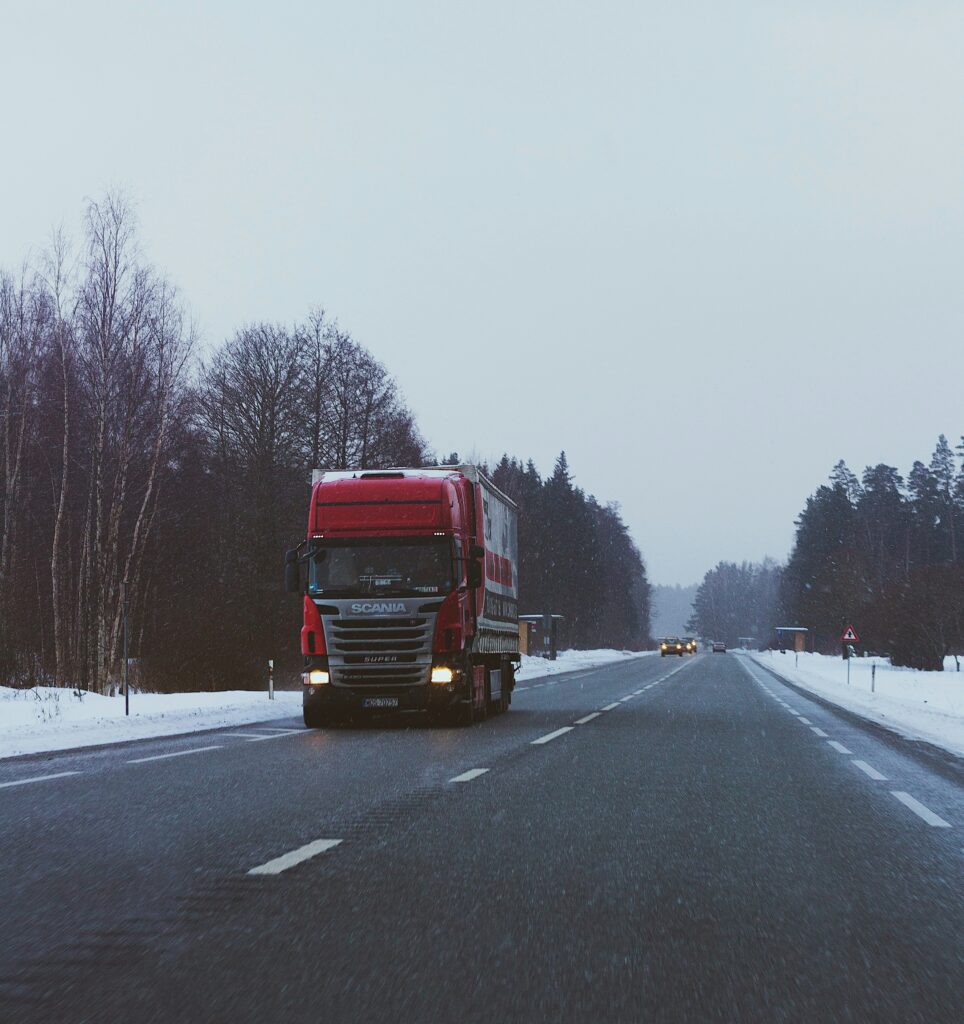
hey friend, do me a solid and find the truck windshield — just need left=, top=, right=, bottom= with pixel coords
left=307, top=537, right=455, bottom=597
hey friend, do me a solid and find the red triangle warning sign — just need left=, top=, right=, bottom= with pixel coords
left=840, top=624, right=859, bottom=643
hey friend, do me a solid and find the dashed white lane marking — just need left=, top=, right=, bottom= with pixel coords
left=531, top=683, right=544, bottom=688
left=531, top=727, right=574, bottom=745
left=788, top=710, right=801, bottom=716
left=449, top=768, right=489, bottom=783
left=798, top=717, right=813, bottom=725
left=852, top=760, right=887, bottom=781
left=127, top=745, right=222, bottom=765
left=619, top=695, right=635, bottom=703
left=515, top=686, right=529, bottom=691
left=827, top=741, right=853, bottom=754
left=890, top=792, right=951, bottom=828
left=248, top=838, right=342, bottom=875
left=0, top=771, right=81, bottom=789
left=601, top=702, right=621, bottom=712
left=810, top=727, right=829, bottom=738
left=574, top=712, right=602, bottom=725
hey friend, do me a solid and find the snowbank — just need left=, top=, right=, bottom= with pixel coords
left=0, top=687, right=301, bottom=761
left=0, top=649, right=652, bottom=760
left=517, top=648, right=653, bottom=681
left=750, top=651, right=964, bottom=758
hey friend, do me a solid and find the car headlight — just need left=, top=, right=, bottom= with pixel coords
left=431, top=666, right=454, bottom=684
left=305, top=669, right=330, bottom=686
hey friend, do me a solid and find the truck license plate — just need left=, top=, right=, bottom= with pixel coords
left=362, top=697, right=399, bottom=709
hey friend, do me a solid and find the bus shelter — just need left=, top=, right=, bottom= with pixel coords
left=774, top=627, right=808, bottom=653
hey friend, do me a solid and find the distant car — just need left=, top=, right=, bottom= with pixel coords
left=659, top=637, right=685, bottom=657
left=682, top=636, right=697, bottom=654
left=712, top=641, right=726, bottom=653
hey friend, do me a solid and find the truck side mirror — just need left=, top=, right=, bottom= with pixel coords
left=284, top=549, right=301, bottom=594
left=469, top=543, right=485, bottom=560
left=467, top=560, right=483, bottom=589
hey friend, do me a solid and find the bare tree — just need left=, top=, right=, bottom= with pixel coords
left=38, top=230, right=78, bottom=685
left=0, top=267, right=49, bottom=673
left=74, top=194, right=193, bottom=692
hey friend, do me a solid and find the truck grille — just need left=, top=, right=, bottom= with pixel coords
left=325, top=615, right=433, bottom=690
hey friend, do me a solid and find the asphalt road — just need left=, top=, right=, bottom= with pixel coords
left=1, top=652, right=961, bottom=1023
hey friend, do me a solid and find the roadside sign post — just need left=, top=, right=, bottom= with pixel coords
left=268, top=659, right=274, bottom=701
left=871, top=663, right=876, bottom=693
left=840, top=625, right=859, bottom=685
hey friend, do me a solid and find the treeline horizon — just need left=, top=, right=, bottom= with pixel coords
left=779, top=442, right=964, bottom=669
left=0, top=193, right=652, bottom=693
left=489, top=453, right=652, bottom=651
left=686, top=437, right=964, bottom=670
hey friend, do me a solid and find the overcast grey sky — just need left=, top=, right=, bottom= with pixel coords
left=3, top=1, right=962, bottom=584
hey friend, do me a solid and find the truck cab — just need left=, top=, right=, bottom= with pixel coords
left=287, top=467, right=519, bottom=727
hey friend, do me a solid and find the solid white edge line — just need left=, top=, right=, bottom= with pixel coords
left=531, top=727, right=574, bottom=745
left=240, top=732, right=302, bottom=742
left=601, top=702, right=621, bottom=711
left=827, top=741, right=853, bottom=754
left=811, top=727, right=829, bottom=737
left=248, top=838, right=342, bottom=875
left=449, top=768, right=489, bottom=783
left=574, top=712, right=602, bottom=725
left=852, top=759, right=887, bottom=781
left=890, top=791, right=951, bottom=828
left=220, top=732, right=287, bottom=740
left=127, top=745, right=223, bottom=764
left=0, top=771, right=81, bottom=789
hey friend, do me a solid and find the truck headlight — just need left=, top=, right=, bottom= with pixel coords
left=305, top=669, right=330, bottom=686
left=431, top=666, right=454, bottom=684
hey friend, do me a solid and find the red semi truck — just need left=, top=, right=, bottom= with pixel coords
left=285, top=465, right=520, bottom=727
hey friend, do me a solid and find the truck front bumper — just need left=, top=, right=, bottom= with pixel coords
left=302, top=657, right=470, bottom=715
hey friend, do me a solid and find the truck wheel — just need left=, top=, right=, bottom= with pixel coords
left=447, top=701, right=475, bottom=727
left=304, top=707, right=336, bottom=729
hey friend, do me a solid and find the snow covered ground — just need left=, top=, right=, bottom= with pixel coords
left=0, top=687, right=302, bottom=761
left=0, top=649, right=651, bottom=760
left=750, top=651, right=964, bottom=759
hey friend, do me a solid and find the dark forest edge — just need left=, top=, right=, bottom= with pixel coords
left=687, top=443, right=964, bottom=670
left=0, top=193, right=652, bottom=693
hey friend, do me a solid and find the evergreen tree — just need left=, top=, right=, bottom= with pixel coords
left=929, top=435, right=958, bottom=563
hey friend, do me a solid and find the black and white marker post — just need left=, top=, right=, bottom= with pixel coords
left=122, top=579, right=130, bottom=716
